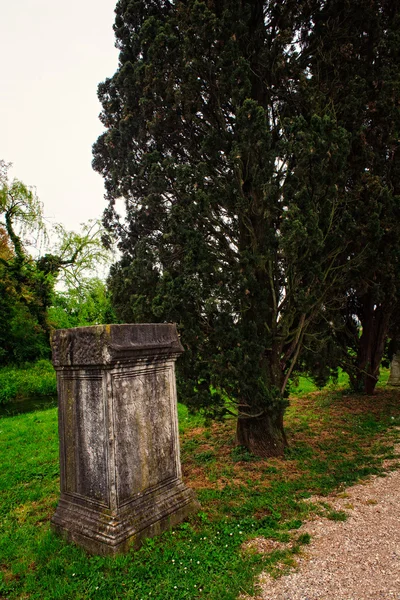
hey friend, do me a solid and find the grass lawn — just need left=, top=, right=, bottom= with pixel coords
left=291, top=367, right=390, bottom=396
left=1, top=376, right=400, bottom=599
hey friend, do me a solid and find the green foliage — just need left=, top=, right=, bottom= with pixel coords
left=49, top=220, right=114, bottom=290
left=0, top=163, right=54, bottom=363
left=93, top=0, right=358, bottom=454
left=49, top=278, right=117, bottom=329
left=298, top=1, right=400, bottom=393
left=0, top=360, right=56, bottom=405
left=0, top=276, right=50, bottom=366
left=0, top=163, right=114, bottom=366
left=0, top=160, right=48, bottom=253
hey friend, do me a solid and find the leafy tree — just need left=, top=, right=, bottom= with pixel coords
left=49, top=277, right=117, bottom=329
left=0, top=162, right=114, bottom=364
left=299, top=0, right=400, bottom=393
left=93, top=0, right=353, bottom=456
left=0, top=247, right=50, bottom=365
left=0, top=163, right=52, bottom=363
left=49, top=220, right=113, bottom=290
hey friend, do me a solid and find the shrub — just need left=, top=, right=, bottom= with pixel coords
left=0, top=360, right=56, bottom=405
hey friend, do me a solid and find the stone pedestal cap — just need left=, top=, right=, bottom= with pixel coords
left=52, top=323, right=184, bottom=367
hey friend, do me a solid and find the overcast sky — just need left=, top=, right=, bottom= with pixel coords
left=1, top=0, right=119, bottom=232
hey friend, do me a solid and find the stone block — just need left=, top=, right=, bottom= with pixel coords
left=51, top=324, right=198, bottom=555
left=388, top=353, right=400, bottom=386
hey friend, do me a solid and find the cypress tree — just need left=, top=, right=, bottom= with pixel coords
left=301, top=0, right=400, bottom=393
left=93, top=0, right=351, bottom=456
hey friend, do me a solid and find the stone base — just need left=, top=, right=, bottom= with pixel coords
left=51, top=483, right=198, bottom=555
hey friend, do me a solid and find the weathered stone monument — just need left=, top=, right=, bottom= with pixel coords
left=388, top=352, right=400, bottom=386
left=51, top=323, right=197, bottom=555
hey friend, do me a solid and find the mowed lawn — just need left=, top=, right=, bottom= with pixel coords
left=1, top=375, right=400, bottom=599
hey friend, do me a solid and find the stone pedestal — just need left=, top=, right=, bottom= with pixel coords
left=388, top=353, right=400, bottom=386
left=51, top=324, right=197, bottom=555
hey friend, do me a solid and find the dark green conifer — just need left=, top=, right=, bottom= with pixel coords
left=93, top=0, right=352, bottom=455
left=301, top=0, right=400, bottom=393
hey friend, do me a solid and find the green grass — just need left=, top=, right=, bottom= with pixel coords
left=1, top=383, right=400, bottom=600
left=290, top=369, right=350, bottom=396
left=291, top=367, right=390, bottom=396
left=0, top=360, right=57, bottom=405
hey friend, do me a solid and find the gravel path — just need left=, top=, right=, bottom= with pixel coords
left=246, top=457, right=400, bottom=599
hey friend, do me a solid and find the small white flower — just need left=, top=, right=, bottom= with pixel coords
left=197, top=560, right=200, bottom=564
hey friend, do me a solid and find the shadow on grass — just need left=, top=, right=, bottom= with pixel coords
left=1, top=386, right=400, bottom=599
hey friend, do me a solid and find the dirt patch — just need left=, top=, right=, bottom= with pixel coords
left=242, top=537, right=291, bottom=554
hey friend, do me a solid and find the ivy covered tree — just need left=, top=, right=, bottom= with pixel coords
left=93, top=0, right=356, bottom=456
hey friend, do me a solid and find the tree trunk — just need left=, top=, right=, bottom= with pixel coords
left=353, top=295, right=392, bottom=394
left=236, top=404, right=288, bottom=458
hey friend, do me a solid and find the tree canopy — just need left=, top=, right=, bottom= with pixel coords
left=93, top=0, right=400, bottom=455
left=299, top=0, right=400, bottom=394
left=48, top=277, right=116, bottom=329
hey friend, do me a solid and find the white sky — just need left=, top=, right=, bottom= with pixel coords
left=0, top=0, right=119, bottom=232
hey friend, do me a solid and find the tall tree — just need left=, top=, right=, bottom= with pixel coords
left=93, top=0, right=352, bottom=456
left=299, top=0, right=400, bottom=393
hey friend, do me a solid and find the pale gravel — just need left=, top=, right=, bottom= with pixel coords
left=243, top=446, right=400, bottom=600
